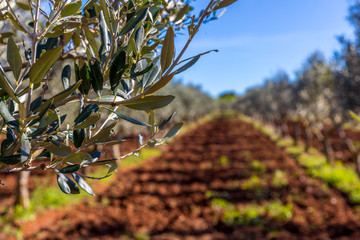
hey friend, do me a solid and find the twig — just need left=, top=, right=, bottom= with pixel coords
left=77, top=173, right=112, bottom=180
left=163, top=0, right=216, bottom=77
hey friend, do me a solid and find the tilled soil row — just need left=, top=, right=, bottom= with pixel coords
left=22, top=118, right=360, bottom=240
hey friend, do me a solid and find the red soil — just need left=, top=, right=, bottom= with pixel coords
left=17, top=118, right=360, bottom=239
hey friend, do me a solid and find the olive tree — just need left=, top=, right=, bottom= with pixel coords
left=0, top=0, right=237, bottom=205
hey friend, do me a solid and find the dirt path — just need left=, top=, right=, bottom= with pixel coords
left=21, top=118, right=360, bottom=239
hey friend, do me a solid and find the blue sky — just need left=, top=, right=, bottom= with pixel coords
left=175, top=0, right=355, bottom=97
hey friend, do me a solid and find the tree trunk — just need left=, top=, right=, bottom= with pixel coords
left=111, top=144, right=121, bottom=159
left=335, top=126, right=360, bottom=176
left=293, top=123, right=301, bottom=146
left=281, top=121, right=289, bottom=137
left=356, top=151, right=360, bottom=178
left=304, top=127, right=312, bottom=152
left=15, top=171, right=30, bottom=208
left=323, top=134, right=334, bottom=165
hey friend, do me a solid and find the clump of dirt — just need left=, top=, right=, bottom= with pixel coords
left=20, top=118, right=360, bottom=239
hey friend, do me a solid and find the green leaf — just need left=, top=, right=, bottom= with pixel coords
left=0, top=101, right=19, bottom=132
left=5, top=12, right=29, bottom=36
left=164, top=122, right=183, bottom=139
left=74, top=104, right=99, bottom=126
left=99, top=0, right=113, bottom=35
left=74, top=113, right=100, bottom=129
left=85, top=121, right=117, bottom=146
left=83, top=27, right=100, bottom=60
left=119, top=8, right=148, bottom=35
left=145, top=72, right=175, bottom=95
left=99, top=10, right=111, bottom=53
left=159, top=112, right=176, bottom=129
left=214, top=0, right=238, bottom=10
left=141, top=57, right=161, bottom=87
left=38, top=110, right=58, bottom=129
left=61, top=0, right=82, bottom=17
left=7, top=37, right=22, bottom=81
left=29, top=46, right=62, bottom=84
left=175, top=55, right=200, bottom=75
left=0, top=65, right=20, bottom=103
left=89, top=58, right=103, bottom=96
left=61, top=65, right=71, bottom=90
left=110, top=50, right=127, bottom=92
left=45, top=142, right=72, bottom=157
left=350, top=111, right=360, bottom=124
left=103, top=107, right=150, bottom=126
left=36, top=81, right=82, bottom=112
left=90, top=151, right=101, bottom=162
left=124, top=95, right=175, bottom=110
left=161, top=26, right=175, bottom=73
left=0, top=155, right=21, bottom=165
left=87, top=159, right=116, bottom=166
left=28, top=99, right=53, bottom=127
left=71, top=173, right=95, bottom=196
left=16, top=2, right=32, bottom=10
left=174, top=4, right=189, bottom=22
left=175, top=50, right=218, bottom=75
left=132, top=63, right=153, bottom=78
left=57, top=172, right=80, bottom=194
left=20, top=133, right=30, bottom=163
left=135, top=26, right=145, bottom=52
left=90, top=95, right=125, bottom=102
left=52, top=80, right=82, bottom=104
left=78, top=63, right=92, bottom=95
left=63, top=152, right=92, bottom=164
left=73, top=129, right=86, bottom=148
left=60, top=164, right=80, bottom=174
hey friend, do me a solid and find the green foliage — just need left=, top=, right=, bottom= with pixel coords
left=219, top=155, right=229, bottom=166
left=251, top=160, right=266, bottom=172
left=211, top=198, right=293, bottom=225
left=241, top=176, right=261, bottom=190
left=272, top=170, right=289, bottom=187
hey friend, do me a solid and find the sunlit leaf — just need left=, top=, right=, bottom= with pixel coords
left=164, top=122, right=183, bottom=139
left=174, top=4, right=189, bottom=22
left=119, top=8, right=148, bottom=35
left=61, top=0, right=82, bottom=17
left=71, top=173, right=95, bottom=196
left=145, top=72, right=175, bottom=95
left=159, top=112, right=176, bottom=129
left=214, top=0, right=237, bottom=10
left=0, top=101, right=19, bottom=132
left=123, top=95, right=175, bottom=110
left=0, top=65, right=20, bottom=103
left=7, top=37, right=22, bottom=81
left=103, top=107, right=150, bottom=126
left=57, top=172, right=80, bottom=194
left=99, top=10, right=111, bottom=53
left=60, top=164, right=80, bottom=174
left=161, top=26, right=175, bottom=72
left=45, top=142, right=72, bottom=157
left=63, top=152, right=92, bottom=164
left=61, top=65, right=71, bottom=90
left=74, top=104, right=99, bottom=125
left=29, top=46, right=62, bottom=84
left=20, top=133, right=30, bottom=163
left=74, top=113, right=100, bottom=129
